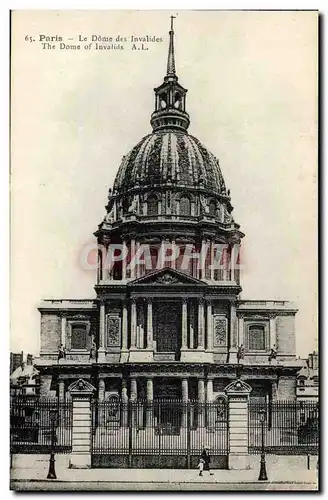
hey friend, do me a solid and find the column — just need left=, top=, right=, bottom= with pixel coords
left=98, top=378, right=105, bottom=426
left=61, top=316, right=66, bottom=346
left=230, top=302, right=237, bottom=348
left=269, top=315, right=276, bottom=349
left=146, top=378, right=153, bottom=428
left=189, top=302, right=195, bottom=349
left=160, top=239, right=165, bottom=269
left=130, top=299, right=137, bottom=349
left=181, top=298, right=188, bottom=349
left=130, top=378, right=138, bottom=427
left=121, top=379, right=129, bottom=427
left=198, top=378, right=205, bottom=427
left=135, top=241, right=140, bottom=278
left=181, top=378, right=189, bottom=428
left=206, top=379, right=213, bottom=402
left=198, top=299, right=205, bottom=349
left=98, top=378, right=105, bottom=401
left=122, top=301, right=128, bottom=351
left=130, top=239, right=136, bottom=279
left=98, top=301, right=106, bottom=362
left=122, top=240, right=127, bottom=280
left=130, top=378, right=137, bottom=400
left=210, top=241, right=215, bottom=280
left=59, top=380, right=65, bottom=400
left=147, top=299, right=153, bottom=350
left=238, top=314, right=244, bottom=347
left=58, top=380, right=66, bottom=428
left=206, top=301, right=213, bottom=351
left=223, top=245, right=228, bottom=281
left=199, top=239, right=206, bottom=279
left=207, top=378, right=215, bottom=430
left=68, top=379, right=96, bottom=469
left=136, top=304, right=144, bottom=348
left=230, top=243, right=236, bottom=282
left=224, top=379, right=252, bottom=470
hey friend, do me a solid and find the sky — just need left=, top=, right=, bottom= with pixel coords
left=10, top=10, right=318, bottom=358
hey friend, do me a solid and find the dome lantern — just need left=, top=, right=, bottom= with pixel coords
left=150, top=16, right=190, bottom=132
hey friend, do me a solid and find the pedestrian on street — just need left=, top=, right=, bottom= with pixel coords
left=198, top=446, right=214, bottom=476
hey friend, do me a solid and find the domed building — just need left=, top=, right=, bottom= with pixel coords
left=35, top=18, right=301, bottom=467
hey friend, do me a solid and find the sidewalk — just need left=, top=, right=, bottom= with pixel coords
left=10, top=454, right=318, bottom=491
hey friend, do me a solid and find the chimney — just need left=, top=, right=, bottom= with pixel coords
left=312, top=351, right=318, bottom=370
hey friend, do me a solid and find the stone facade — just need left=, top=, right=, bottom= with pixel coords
left=34, top=20, right=302, bottom=406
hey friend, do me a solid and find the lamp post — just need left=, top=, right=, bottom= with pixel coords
left=258, top=408, right=268, bottom=481
left=47, top=408, right=57, bottom=479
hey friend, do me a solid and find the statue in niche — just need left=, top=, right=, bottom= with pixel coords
left=237, top=344, right=245, bottom=363
left=104, top=206, right=115, bottom=224
left=58, top=343, right=66, bottom=361
left=269, top=344, right=277, bottom=361
left=200, top=194, right=209, bottom=215
left=224, top=210, right=232, bottom=223
left=128, top=194, right=139, bottom=214
left=89, top=339, right=97, bottom=360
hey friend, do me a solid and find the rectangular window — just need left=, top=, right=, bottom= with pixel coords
left=71, top=324, right=87, bottom=349
left=248, top=325, right=266, bottom=350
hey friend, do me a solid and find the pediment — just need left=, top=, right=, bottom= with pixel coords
left=128, top=267, right=206, bottom=286
left=224, top=379, right=252, bottom=395
left=68, top=378, right=96, bottom=394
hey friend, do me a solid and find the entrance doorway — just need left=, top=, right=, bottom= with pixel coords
left=154, top=302, right=181, bottom=353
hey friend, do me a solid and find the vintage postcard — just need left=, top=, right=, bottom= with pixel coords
left=10, top=10, right=318, bottom=491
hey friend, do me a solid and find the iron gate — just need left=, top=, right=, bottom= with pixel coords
left=91, top=398, right=229, bottom=468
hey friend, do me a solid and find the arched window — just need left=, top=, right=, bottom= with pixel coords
left=147, top=195, right=158, bottom=216
left=106, top=394, right=120, bottom=421
left=248, top=325, right=266, bottom=351
left=214, top=396, right=227, bottom=422
left=209, top=200, right=217, bottom=217
left=179, top=196, right=191, bottom=216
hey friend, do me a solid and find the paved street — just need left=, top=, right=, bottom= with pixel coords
left=10, top=454, right=318, bottom=491
left=11, top=480, right=317, bottom=491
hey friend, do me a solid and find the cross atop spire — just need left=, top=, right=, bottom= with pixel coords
left=166, top=15, right=176, bottom=78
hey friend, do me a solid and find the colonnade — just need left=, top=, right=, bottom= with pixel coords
left=101, top=237, right=239, bottom=283
left=98, top=297, right=215, bottom=354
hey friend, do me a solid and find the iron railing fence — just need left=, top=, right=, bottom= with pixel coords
left=10, top=396, right=73, bottom=453
left=248, top=400, right=319, bottom=455
left=91, top=398, right=229, bottom=459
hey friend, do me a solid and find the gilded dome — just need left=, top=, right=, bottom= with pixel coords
left=113, top=130, right=227, bottom=196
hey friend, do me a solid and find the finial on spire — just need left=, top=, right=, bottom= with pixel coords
left=166, top=15, right=176, bottom=77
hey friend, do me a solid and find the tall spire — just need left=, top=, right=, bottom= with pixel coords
left=166, top=16, right=176, bottom=78
left=150, top=16, right=190, bottom=132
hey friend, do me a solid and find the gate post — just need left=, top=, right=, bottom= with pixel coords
left=68, top=378, right=96, bottom=469
left=224, top=379, right=252, bottom=470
